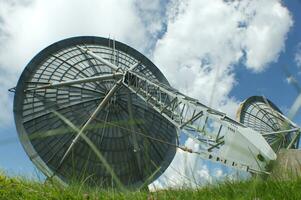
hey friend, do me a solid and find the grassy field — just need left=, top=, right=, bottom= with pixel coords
left=0, top=172, right=301, bottom=200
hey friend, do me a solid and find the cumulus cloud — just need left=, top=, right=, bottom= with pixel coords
left=153, top=0, right=293, bottom=117
left=135, top=0, right=167, bottom=39
left=149, top=138, right=207, bottom=190
left=295, top=43, right=301, bottom=67
left=0, top=0, right=153, bottom=71
left=241, top=1, right=293, bottom=71
left=0, top=0, right=159, bottom=127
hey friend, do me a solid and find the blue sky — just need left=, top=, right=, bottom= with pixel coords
left=0, top=0, right=301, bottom=188
left=232, top=0, right=301, bottom=121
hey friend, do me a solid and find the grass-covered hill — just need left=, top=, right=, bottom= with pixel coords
left=0, top=172, right=301, bottom=200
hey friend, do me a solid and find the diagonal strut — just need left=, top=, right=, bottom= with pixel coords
left=25, top=73, right=123, bottom=92
left=58, top=79, right=123, bottom=166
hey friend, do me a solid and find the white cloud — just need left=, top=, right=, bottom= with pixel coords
left=295, top=43, right=301, bottom=67
left=0, top=72, right=16, bottom=127
left=135, top=0, right=166, bottom=37
left=0, top=0, right=151, bottom=72
left=153, top=0, right=293, bottom=117
left=214, top=168, right=224, bottom=178
left=149, top=138, right=205, bottom=190
left=0, top=0, right=157, bottom=127
left=241, top=0, right=293, bottom=71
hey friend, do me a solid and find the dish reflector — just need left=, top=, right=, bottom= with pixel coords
left=13, top=36, right=178, bottom=189
left=237, top=96, right=300, bottom=152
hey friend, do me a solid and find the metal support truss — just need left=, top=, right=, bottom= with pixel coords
left=64, top=46, right=278, bottom=174
left=122, top=70, right=277, bottom=174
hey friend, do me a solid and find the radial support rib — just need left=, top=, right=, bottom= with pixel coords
left=77, top=45, right=120, bottom=71
left=58, top=79, right=123, bottom=165
left=25, top=73, right=123, bottom=92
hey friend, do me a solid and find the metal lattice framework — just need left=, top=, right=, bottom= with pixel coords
left=13, top=36, right=300, bottom=190
left=237, top=96, right=300, bottom=152
left=122, top=70, right=277, bottom=174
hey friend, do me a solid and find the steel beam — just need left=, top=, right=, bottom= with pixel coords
left=179, top=111, right=203, bottom=128
left=287, top=131, right=301, bottom=149
left=25, top=73, right=123, bottom=92
left=58, top=79, right=123, bottom=165
left=261, top=128, right=300, bottom=136
left=77, top=45, right=120, bottom=71
left=128, top=62, right=141, bottom=71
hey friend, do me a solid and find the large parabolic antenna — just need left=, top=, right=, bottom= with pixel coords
left=237, top=96, right=300, bottom=152
left=14, top=36, right=177, bottom=189
left=13, top=36, right=301, bottom=190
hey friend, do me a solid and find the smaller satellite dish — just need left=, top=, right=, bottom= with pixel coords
left=237, top=96, right=300, bottom=152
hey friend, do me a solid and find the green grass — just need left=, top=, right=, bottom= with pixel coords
left=1, top=172, right=301, bottom=200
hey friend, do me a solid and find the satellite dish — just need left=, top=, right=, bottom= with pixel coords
left=237, top=96, right=300, bottom=152
left=14, top=36, right=295, bottom=190
left=13, top=36, right=178, bottom=189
